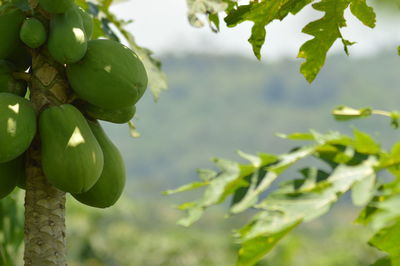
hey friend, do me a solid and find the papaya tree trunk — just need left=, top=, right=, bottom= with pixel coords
left=23, top=50, right=70, bottom=265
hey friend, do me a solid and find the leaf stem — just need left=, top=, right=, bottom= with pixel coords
left=371, top=110, right=392, bottom=117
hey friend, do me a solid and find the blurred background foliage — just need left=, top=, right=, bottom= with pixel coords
left=4, top=51, right=400, bottom=265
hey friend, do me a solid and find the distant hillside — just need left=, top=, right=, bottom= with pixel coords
left=102, top=52, right=400, bottom=200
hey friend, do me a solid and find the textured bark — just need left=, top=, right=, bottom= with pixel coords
left=23, top=51, right=70, bottom=266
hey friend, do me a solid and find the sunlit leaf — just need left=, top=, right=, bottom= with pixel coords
left=349, top=0, right=376, bottom=28
left=163, top=181, right=209, bottom=195
left=298, top=0, right=351, bottom=82
left=332, top=106, right=372, bottom=120
left=236, top=157, right=377, bottom=265
left=369, top=221, right=400, bottom=265
left=351, top=171, right=376, bottom=206
left=230, top=146, right=316, bottom=214
left=352, top=129, right=380, bottom=154
left=186, top=0, right=230, bottom=28
left=225, top=0, right=312, bottom=59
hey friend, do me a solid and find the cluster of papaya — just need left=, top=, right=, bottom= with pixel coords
left=0, top=0, right=147, bottom=208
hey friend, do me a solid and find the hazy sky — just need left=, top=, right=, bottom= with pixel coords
left=111, top=1, right=400, bottom=60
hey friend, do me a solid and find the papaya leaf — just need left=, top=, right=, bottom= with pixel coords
left=99, top=0, right=113, bottom=10
left=87, top=1, right=100, bottom=16
left=298, top=0, right=351, bottom=82
left=298, top=0, right=376, bottom=82
left=236, top=218, right=301, bottom=266
left=352, top=129, right=381, bottom=155
left=100, top=18, right=119, bottom=41
left=235, top=157, right=377, bottom=265
left=237, top=150, right=263, bottom=167
left=351, top=171, right=376, bottom=206
left=332, top=106, right=372, bottom=121
left=230, top=169, right=266, bottom=208
left=369, top=221, right=400, bottom=265
left=370, top=257, right=392, bottom=266
left=277, top=132, right=316, bottom=141
left=163, top=181, right=210, bottom=195
left=230, top=146, right=317, bottom=214
left=208, top=12, right=220, bottom=32
left=196, top=168, right=218, bottom=181
left=75, top=0, right=89, bottom=9
left=391, top=112, right=400, bottom=128
left=224, top=0, right=313, bottom=59
left=355, top=174, right=400, bottom=230
left=349, top=0, right=376, bottom=28
left=176, top=158, right=260, bottom=226
left=186, top=0, right=230, bottom=28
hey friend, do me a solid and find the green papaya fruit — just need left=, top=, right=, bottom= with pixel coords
left=0, top=4, right=25, bottom=59
left=40, top=104, right=104, bottom=193
left=73, top=121, right=125, bottom=208
left=66, top=39, right=148, bottom=109
left=84, top=103, right=136, bottom=124
left=0, top=60, right=27, bottom=96
left=77, top=6, right=93, bottom=40
left=20, top=17, right=47, bottom=49
left=39, top=0, right=74, bottom=14
left=48, top=7, right=87, bottom=64
left=7, top=43, right=31, bottom=71
left=0, top=93, right=36, bottom=163
left=0, top=156, right=24, bottom=198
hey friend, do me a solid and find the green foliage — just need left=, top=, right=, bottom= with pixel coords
left=0, top=192, right=23, bottom=266
left=298, top=0, right=373, bottom=82
left=193, top=0, right=377, bottom=82
left=224, top=0, right=312, bottom=60
left=186, top=0, right=232, bottom=30
left=171, top=117, right=400, bottom=265
left=175, top=1, right=400, bottom=264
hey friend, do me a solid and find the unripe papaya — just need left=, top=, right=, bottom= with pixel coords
left=48, top=7, right=87, bottom=64
left=0, top=60, right=27, bottom=96
left=39, top=104, right=104, bottom=193
left=73, top=121, right=126, bottom=208
left=0, top=93, right=36, bottom=163
left=0, top=4, right=25, bottom=59
left=77, top=7, right=93, bottom=40
left=66, top=39, right=148, bottom=109
left=39, top=0, right=74, bottom=14
left=84, top=103, right=136, bottom=124
left=0, top=155, right=24, bottom=196
left=20, top=17, right=47, bottom=49
left=0, top=156, right=24, bottom=198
